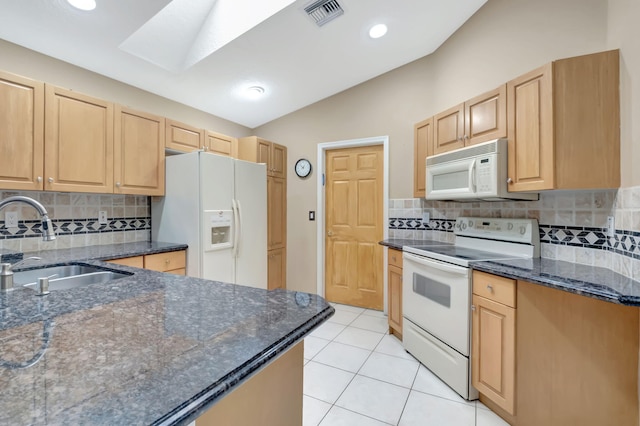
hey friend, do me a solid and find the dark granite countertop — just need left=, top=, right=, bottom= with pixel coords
left=379, top=239, right=640, bottom=306
left=19, top=240, right=189, bottom=264
left=471, top=258, right=640, bottom=306
left=0, top=245, right=333, bottom=425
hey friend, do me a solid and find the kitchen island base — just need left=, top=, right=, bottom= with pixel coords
left=196, top=341, right=303, bottom=426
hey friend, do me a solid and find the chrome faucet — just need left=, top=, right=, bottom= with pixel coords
left=0, top=196, right=56, bottom=241
left=0, top=256, right=42, bottom=292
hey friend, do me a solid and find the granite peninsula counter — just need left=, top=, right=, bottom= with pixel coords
left=0, top=244, right=333, bottom=425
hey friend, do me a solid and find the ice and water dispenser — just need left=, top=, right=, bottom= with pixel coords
left=203, top=210, right=233, bottom=251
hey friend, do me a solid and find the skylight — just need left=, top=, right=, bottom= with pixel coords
left=119, top=0, right=295, bottom=72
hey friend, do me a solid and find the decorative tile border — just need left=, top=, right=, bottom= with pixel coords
left=540, top=225, right=640, bottom=260
left=388, top=217, right=456, bottom=232
left=0, top=217, right=151, bottom=240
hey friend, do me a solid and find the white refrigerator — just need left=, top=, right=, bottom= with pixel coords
left=151, top=151, right=267, bottom=289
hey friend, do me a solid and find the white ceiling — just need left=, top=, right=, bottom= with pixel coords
left=0, top=0, right=486, bottom=128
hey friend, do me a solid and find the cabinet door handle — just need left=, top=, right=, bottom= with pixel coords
left=327, top=231, right=333, bottom=236
left=37, top=176, right=42, bottom=183
left=471, top=305, right=476, bottom=311
left=115, top=182, right=121, bottom=187
left=507, top=177, right=513, bottom=184
left=47, top=177, right=54, bottom=183
left=487, top=284, right=493, bottom=292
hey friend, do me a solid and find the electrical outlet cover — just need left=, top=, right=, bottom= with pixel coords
left=98, top=211, right=108, bottom=225
left=5, top=212, right=18, bottom=229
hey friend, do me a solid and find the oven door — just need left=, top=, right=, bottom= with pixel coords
left=402, top=252, right=471, bottom=356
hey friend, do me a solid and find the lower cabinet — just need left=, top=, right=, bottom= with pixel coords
left=268, top=247, right=286, bottom=290
left=471, top=271, right=516, bottom=415
left=107, top=250, right=186, bottom=275
left=387, top=249, right=403, bottom=338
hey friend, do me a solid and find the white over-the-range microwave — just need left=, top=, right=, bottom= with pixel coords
left=425, top=138, right=538, bottom=201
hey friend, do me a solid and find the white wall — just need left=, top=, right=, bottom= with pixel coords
left=254, top=0, right=614, bottom=294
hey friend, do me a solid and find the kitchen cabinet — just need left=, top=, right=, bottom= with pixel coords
left=114, top=106, right=165, bottom=196
left=387, top=248, right=403, bottom=338
left=433, top=85, right=507, bottom=155
left=44, top=85, right=114, bottom=193
left=471, top=271, right=516, bottom=415
left=238, top=136, right=287, bottom=178
left=0, top=71, right=44, bottom=191
left=206, top=130, right=237, bottom=157
left=107, top=250, right=186, bottom=275
left=165, top=119, right=205, bottom=153
left=506, top=50, right=620, bottom=191
left=239, top=136, right=288, bottom=289
left=268, top=247, right=286, bottom=290
left=413, top=117, right=433, bottom=198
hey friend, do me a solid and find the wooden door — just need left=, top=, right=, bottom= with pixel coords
left=207, top=131, right=236, bottom=157
left=44, top=85, right=113, bottom=193
left=268, top=247, right=286, bottom=290
left=325, top=145, right=383, bottom=309
left=165, top=119, right=204, bottom=152
left=434, top=103, right=464, bottom=154
left=271, top=143, right=287, bottom=178
left=507, top=63, right=554, bottom=191
left=114, top=106, right=165, bottom=196
left=0, top=71, right=44, bottom=191
left=267, top=177, right=286, bottom=249
left=413, top=117, right=433, bottom=198
left=465, top=84, right=507, bottom=146
left=472, top=294, right=515, bottom=415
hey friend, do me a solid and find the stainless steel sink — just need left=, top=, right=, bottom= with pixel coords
left=15, top=263, right=132, bottom=292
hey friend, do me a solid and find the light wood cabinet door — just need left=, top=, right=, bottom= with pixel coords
left=271, top=143, right=287, bottom=178
left=472, top=294, right=515, bottom=415
left=0, top=71, right=44, bottom=191
left=268, top=247, right=286, bottom=290
left=434, top=103, right=464, bottom=154
left=107, top=256, right=144, bottom=268
left=165, top=119, right=204, bottom=152
left=507, top=63, right=554, bottom=192
left=206, top=131, right=237, bottom=157
left=44, top=85, right=114, bottom=193
left=114, top=106, right=165, bottom=196
left=413, top=117, right=433, bottom=198
left=388, top=263, right=403, bottom=338
left=465, top=85, right=507, bottom=146
left=268, top=177, right=286, bottom=250
left=257, top=139, right=271, bottom=165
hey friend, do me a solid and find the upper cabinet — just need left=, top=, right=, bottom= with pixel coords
left=413, top=117, right=433, bottom=198
left=0, top=71, right=44, bottom=191
left=44, top=85, right=114, bottom=193
left=433, top=85, right=507, bottom=155
left=206, top=131, right=237, bottom=157
left=238, top=136, right=287, bottom=178
left=165, top=119, right=204, bottom=153
left=507, top=50, right=620, bottom=191
left=114, top=106, right=165, bottom=196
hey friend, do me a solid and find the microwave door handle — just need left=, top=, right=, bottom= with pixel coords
left=469, top=159, right=477, bottom=193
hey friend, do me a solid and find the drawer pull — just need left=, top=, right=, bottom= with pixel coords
left=487, top=285, right=493, bottom=292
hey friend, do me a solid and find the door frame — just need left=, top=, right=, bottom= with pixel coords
left=316, top=136, right=389, bottom=310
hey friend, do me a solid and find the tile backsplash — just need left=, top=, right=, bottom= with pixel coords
left=389, top=186, right=640, bottom=281
left=0, top=191, right=150, bottom=253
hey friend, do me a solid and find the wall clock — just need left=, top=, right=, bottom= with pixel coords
left=295, top=158, right=312, bottom=178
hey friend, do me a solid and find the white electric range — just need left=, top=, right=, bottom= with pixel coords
left=402, top=217, right=540, bottom=400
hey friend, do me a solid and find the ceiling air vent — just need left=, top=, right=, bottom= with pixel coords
left=305, top=0, right=344, bottom=27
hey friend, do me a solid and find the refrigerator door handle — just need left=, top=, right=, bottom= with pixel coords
left=231, top=199, right=240, bottom=258
left=235, top=199, right=243, bottom=259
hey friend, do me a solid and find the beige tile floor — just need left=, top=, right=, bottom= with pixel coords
left=303, top=303, right=510, bottom=426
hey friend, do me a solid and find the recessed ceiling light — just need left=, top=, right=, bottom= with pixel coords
left=369, top=24, right=388, bottom=39
left=67, top=0, right=96, bottom=11
left=246, top=86, right=266, bottom=99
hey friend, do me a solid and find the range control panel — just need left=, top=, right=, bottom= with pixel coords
left=454, top=217, right=539, bottom=245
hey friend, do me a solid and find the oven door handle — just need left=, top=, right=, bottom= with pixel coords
left=403, top=252, right=468, bottom=275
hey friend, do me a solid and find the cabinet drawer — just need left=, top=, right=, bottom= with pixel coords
left=107, top=256, right=144, bottom=268
left=388, top=249, right=403, bottom=269
left=144, top=250, right=186, bottom=272
left=472, top=271, right=516, bottom=308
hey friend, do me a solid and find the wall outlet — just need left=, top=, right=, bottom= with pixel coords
left=422, top=212, right=430, bottom=223
left=98, top=211, right=108, bottom=225
left=5, top=212, right=18, bottom=229
left=607, top=216, right=615, bottom=237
